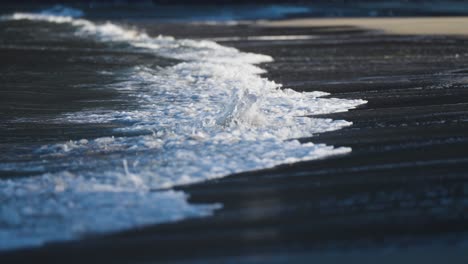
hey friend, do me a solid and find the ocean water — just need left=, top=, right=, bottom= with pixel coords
left=0, top=6, right=365, bottom=250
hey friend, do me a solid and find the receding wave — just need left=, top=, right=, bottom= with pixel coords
left=0, top=6, right=366, bottom=250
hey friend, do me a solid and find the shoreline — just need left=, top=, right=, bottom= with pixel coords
left=258, top=17, right=468, bottom=36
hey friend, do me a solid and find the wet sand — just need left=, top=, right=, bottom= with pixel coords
left=2, top=19, right=468, bottom=262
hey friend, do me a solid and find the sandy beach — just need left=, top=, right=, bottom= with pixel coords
left=259, top=17, right=468, bottom=36
left=1, top=16, right=468, bottom=263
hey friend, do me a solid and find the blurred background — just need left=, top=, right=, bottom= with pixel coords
left=3, top=1, right=468, bottom=21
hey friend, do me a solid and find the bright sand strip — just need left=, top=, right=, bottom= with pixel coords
left=258, top=17, right=468, bottom=36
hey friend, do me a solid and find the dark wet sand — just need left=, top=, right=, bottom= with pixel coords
left=2, top=21, right=468, bottom=263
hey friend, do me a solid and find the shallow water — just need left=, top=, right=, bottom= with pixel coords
left=0, top=6, right=365, bottom=250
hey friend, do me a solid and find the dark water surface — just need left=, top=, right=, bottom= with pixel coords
left=1, top=7, right=468, bottom=264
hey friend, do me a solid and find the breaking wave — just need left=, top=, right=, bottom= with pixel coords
left=0, top=6, right=366, bottom=250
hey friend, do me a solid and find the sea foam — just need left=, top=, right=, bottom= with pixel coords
left=0, top=7, right=366, bottom=250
